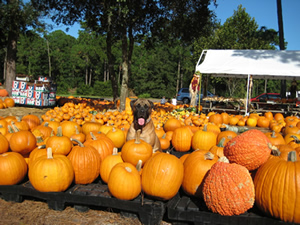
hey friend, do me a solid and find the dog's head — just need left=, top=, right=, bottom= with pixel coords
left=130, top=99, right=154, bottom=130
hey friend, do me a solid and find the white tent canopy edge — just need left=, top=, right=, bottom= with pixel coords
left=195, top=49, right=300, bottom=114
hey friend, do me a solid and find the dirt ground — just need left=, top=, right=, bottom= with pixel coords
left=0, top=105, right=171, bottom=225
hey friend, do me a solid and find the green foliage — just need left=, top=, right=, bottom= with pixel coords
left=138, top=93, right=151, bottom=98
left=93, top=81, right=114, bottom=97
left=76, top=84, right=94, bottom=96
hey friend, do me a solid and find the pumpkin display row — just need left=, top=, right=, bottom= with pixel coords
left=1, top=108, right=300, bottom=223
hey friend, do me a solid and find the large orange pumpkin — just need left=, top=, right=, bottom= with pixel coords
left=203, top=156, right=255, bottom=216
left=223, top=129, right=272, bottom=171
left=141, top=152, right=184, bottom=200
left=171, top=126, right=192, bottom=152
left=254, top=151, right=300, bottom=223
left=100, top=148, right=123, bottom=183
left=29, top=147, right=74, bottom=192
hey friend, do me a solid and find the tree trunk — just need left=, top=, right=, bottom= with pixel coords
left=119, top=24, right=129, bottom=111
left=5, top=28, right=18, bottom=96
left=89, top=68, right=92, bottom=86
left=106, top=13, right=118, bottom=102
left=177, top=59, right=180, bottom=94
left=47, top=39, right=51, bottom=77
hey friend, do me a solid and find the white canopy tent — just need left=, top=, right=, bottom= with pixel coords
left=195, top=49, right=300, bottom=114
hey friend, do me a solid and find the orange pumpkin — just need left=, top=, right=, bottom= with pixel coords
left=9, top=130, right=37, bottom=156
left=171, top=126, right=192, bottom=152
left=45, top=126, right=73, bottom=155
left=100, top=148, right=123, bottom=183
left=191, top=125, right=216, bottom=151
left=163, top=118, right=182, bottom=132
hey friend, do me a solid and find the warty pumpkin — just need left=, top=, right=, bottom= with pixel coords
left=254, top=151, right=300, bottom=223
left=29, top=147, right=74, bottom=192
left=223, top=129, right=272, bottom=171
left=203, top=156, right=255, bottom=216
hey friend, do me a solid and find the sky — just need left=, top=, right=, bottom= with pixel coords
left=49, top=0, right=299, bottom=50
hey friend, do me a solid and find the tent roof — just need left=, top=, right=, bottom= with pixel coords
left=196, top=49, right=300, bottom=80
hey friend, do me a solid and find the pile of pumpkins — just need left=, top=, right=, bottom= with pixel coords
left=0, top=97, right=15, bottom=109
left=0, top=102, right=300, bottom=224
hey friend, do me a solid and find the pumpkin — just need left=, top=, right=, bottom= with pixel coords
left=191, top=125, right=216, bottom=151
left=203, top=156, right=255, bottom=216
left=68, top=139, right=101, bottom=184
left=42, top=120, right=60, bottom=134
left=141, top=152, right=184, bottom=200
left=264, top=130, right=285, bottom=146
left=84, top=132, right=114, bottom=162
left=121, top=129, right=152, bottom=167
left=82, top=121, right=102, bottom=135
left=100, top=148, right=123, bottom=183
left=32, top=122, right=53, bottom=139
left=10, top=119, right=30, bottom=131
left=9, top=130, right=37, bottom=155
left=223, top=129, right=272, bottom=171
left=155, top=125, right=165, bottom=138
left=0, top=89, right=9, bottom=97
left=171, top=126, right=192, bottom=152
left=29, top=147, right=74, bottom=192
left=22, top=114, right=41, bottom=130
left=0, top=133, right=9, bottom=154
left=182, top=151, right=218, bottom=197
left=216, top=130, right=237, bottom=146
left=208, top=113, right=223, bottom=126
left=70, top=126, right=86, bottom=145
left=209, top=137, right=225, bottom=158
left=106, top=127, right=126, bottom=148
left=4, top=98, right=15, bottom=107
left=159, top=133, right=171, bottom=150
left=0, top=152, right=28, bottom=185
left=28, top=146, right=47, bottom=168
left=163, top=118, right=182, bottom=132
left=45, top=126, right=73, bottom=155
left=254, top=151, right=300, bottom=223
left=60, top=120, right=82, bottom=138
left=108, top=162, right=141, bottom=200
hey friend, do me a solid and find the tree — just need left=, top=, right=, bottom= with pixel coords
left=1, top=0, right=43, bottom=95
left=31, top=0, right=217, bottom=110
left=193, top=5, right=280, bottom=98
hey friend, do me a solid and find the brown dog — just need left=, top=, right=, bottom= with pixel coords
left=126, top=99, right=161, bottom=152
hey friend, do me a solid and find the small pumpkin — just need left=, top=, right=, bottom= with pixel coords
left=100, top=148, right=123, bottom=183
left=0, top=133, right=9, bottom=154
left=121, top=129, right=152, bottom=167
left=9, top=130, right=37, bottom=156
left=106, top=127, right=126, bottom=148
left=171, top=126, right=192, bottom=152
left=108, top=162, right=141, bottom=200
left=45, top=126, right=73, bottom=155
left=163, top=118, right=182, bottom=132
left=203, top=156, right=255, bottom=216
left=22, top=114, right=41, bottom=130
left=0, top=152, right=28, bottom=185
left=191, top=125, right=216, bottom=151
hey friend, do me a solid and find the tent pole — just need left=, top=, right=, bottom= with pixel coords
left=245, top=74, right=250, bottom=116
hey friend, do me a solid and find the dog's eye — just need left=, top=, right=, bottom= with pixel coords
left=135, top=104, right=141, bottom=109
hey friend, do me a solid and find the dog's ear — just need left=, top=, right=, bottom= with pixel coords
left=147, top=100, right=154, bottom=109
left=130, top=99, right=137, bottom=110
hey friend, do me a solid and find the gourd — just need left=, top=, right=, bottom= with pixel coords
left=203, top=156, right=255, bottom=216
left=223, top=129, right=272, bottom=171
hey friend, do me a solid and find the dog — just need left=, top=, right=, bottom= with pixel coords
left=126, top=98, right=161, bottom=152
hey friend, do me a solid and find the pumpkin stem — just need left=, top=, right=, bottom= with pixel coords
left=43, top=122, right=49, bottom=127
left=7, top=125, right=15, bottom=133
left=125, top=167, right=132, bottom=173
left=217, top=137, right=226, bottom=147
left=38, top=144, right=46, bottom=149
left=136, top=160, right=142, bottom=172
left=47, top=147, right=53, bottom=159
left=70, top=138, right=84, bottom=147
left=90, top=132, right=97, bottom=140
left=10, top=121, right=20, bottom=132
left=56, top=126, right=63, bottom=137
left=204, top=152, right=215, bottom=160
left=290, top=135, right=300, bottom=144
left=112, top=147, right=119, bottom=155
left=270, top=145, right=281, bottom=156
left=271, top=130, right=277, bottom=138
left=134, top=129, right=141, bottom=144
left=218, top=156, right=230, bottom=163
left=287, top=151, right=297, bottom=162
left=75, top=126, right=80, bottom=134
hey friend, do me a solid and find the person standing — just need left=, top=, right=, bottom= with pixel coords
left=161, top=96, right=166, bottom=104
left=290, top=78, right=298, bottom=99
left=172, top=96, right=177, bottom=106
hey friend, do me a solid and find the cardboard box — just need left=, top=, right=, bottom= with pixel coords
left=26, top=98, right=35, bottom=105
left=34, top=91, right=49, bottom=99
left=12, top=97, right=20, bottom=104
left=27, top=90, right=34, bottom=98
left=12, top=88, right=20, bottom=97
left=12, top=80, right=19, bottom=89
left=35, top=98, right=49, bottom=106
left=49, top=98, right=56, bottom=106
left=27, top=83, right=34, bottom=91
left=19, top=97, right=26, bottom=104
left=19, top=90, right=27, bottom=97
left=19, top=81, right=27, bottom=90
left=16, top=74, right=29, bottom=81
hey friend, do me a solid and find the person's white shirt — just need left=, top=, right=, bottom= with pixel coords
left=172, top=98, right=177, bottom=106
